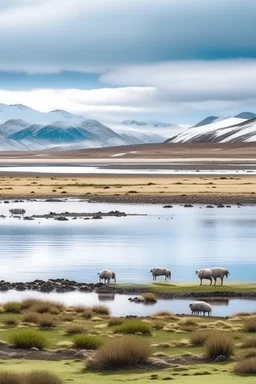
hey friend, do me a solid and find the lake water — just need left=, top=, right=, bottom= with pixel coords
left=0, top=166, right=256, bottom=175
left=0, top=290, right=254, bottom=317
left=0, top=199, right=255, bottom=283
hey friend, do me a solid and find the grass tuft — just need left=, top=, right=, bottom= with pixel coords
left=23, top=312, right=40, bottom=324
left=73, top=334, right=104, bottom=349
left=3, top=301, right=21, bottom=313
left=66, top=324, right=87, bottom=335
left=3, top=316, right=19, bottom=326
left=108, top=318, right=124, bottom=327
left=113, top=320, right=152, bottom=335
left=0, top=372, right=23, bottom=384
left=241, top=336, right=256, bottom=349
left=190, top=330, right=212, bottom=346
left=244, top=316, right=256, bottom=332
left=91, top=305, right=110, bottom=315
left=205, top=333, right=234, bottom=360
left=9, top=329, right=48, bottom=350
left=87, top=336, right=151, bottom=370
left=25, top=371, right=63, bottom=384
left=141, top=292, right=157, bottom=303
left=38, top=314, right=57, bottom=328
left=233, top=357, right=256, bottom=374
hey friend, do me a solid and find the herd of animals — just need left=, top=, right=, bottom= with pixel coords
left=98, top=267, right=230, bottom=316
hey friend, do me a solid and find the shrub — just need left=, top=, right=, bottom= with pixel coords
left=73, top=305, right=89, bottom=313
left=0, top=372, right=23, bottom=384
left=30, top=300, right=63, bottom=315
left=190, top=330, right=212, bottom=346
left=180, top=318, right=197, bottom=327
left=38, top=314, right=57, bottom=328
left=242, top=349, right=256, bottom=359
left=233, top=357, right=256, bottom=374
left=60, top=314, right=74, bottom=322
left=3, top=302, right=21, bottom=313
left=82, top=309, right=93, bottom=320
left=20, top=299, right=40, bottom=310
left=25, top=371, right=62, bottom=384
left=244, top=317, right=256, bottom=332
left=3, top=317, right=18, bottom=326
left=153, top=311, right=174, bottom=317
left=91, top=305, right=110, bottom=315
left=108, top=318, right=124, bottom=327
left=73, top=335, right=104, bottom=349
left=242, top=336, right=256, bottom=349
left=152, top=320, right=165, bottom=330
left=141, top=292, right=157, bottom=303
left=87, top=336, right=151, bottom=370
left=10, top=329, right=48, bottom=350
left=23, top=312, right=40, bottom=324
left=113, top=320, right=152, bottom=335
left=66, top=324, right=87, bottom=335
left=205, top=333, right=234, bottom=360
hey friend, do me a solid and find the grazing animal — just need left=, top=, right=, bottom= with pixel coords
left=189, top=301, right=212, bottom=316
left=97, top=269, right=116, bottom=284
left=150, top=267, right=171, bottom=281
left=210, top=267, right=230, bottom=285
left=9, top=208, right=26, bottom=218
left=195, top=268, right=213, bottom=285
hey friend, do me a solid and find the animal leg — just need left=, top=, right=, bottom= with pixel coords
left=213, top=277, right=216, bottom=285
left=221, top=277, right=223, bottom=285
left=210, top=279, right=212, bottom=286
left=200, top=278, right=202, bottom=286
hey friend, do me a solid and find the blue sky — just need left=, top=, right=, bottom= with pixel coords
left=1, top=0, right=256, bottom=124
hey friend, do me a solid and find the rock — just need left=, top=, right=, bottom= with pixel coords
left=149, top=357, right=170, bottom=369
left=92, top=215, right=103, bottom=220
left=30, top=347, right=39, bottom=351
left=55, top=216, right=68, bottom=221
left=215, top=355, right=227, bottom=362
left=206, top=205, right=214, bottom=208
left=15, top=284, right=26, bottom=291
left=23, top=216, right=35, bottom=221
left=216, top=204, right=225, bottom=208
left=0, top=285, right=9, bottom=291
left=163, top=205, right=173, bottom=208
left=184, top=204, right=193, bottom=208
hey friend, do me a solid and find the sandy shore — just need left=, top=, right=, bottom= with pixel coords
left=0, top=173, right=255, bottom=204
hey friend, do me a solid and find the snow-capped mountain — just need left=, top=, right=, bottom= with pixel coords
left=0, top=104, right=86, bottom=125
left=166, top=113, right=256, bottom=143
left=121, top=120, right=178, bottom=128
left=0, top=105, right=170, bottom=151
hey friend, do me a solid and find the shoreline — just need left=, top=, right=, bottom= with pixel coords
left=0, top=279, right=255, bottom=299
left=1, top=194, right=256, bottom=205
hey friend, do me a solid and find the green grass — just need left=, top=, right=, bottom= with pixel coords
left=73, top=335, right=104, bottom=349
left=113, top=320, right=152, bottom=335
left=116, top=282, right=256, bottom=294
left=1, top=360, right=256, bottom=384
left=9, top=329, right=48, bottom=350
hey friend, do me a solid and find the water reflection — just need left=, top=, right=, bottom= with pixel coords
left=0, top=290, right=254, bottom=317
left=97, top=293, right=115, bottom=302
left=0, top=201, right=256, bottom=282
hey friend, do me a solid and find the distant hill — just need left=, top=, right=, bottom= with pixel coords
left=166, top=112, right=256, bottom=143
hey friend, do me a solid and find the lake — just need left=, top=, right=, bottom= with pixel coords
left=0, top=290, right=254, bottom=317
left=0, top=199, right=255, bottom=283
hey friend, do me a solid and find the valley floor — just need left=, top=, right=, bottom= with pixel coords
left=0, top=174, right=255, bottom=204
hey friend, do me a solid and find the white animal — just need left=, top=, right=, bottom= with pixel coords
left=9, top=208, right=26, bottom=217
left=150, top=267, right=171, bottom=281
left=210, top=267, right=230, bottom=285
left=189, top=301, right=212, bottom=316
left=195, top=269, right=213, bottom=285
left=97, top=269, right=116, bottom=284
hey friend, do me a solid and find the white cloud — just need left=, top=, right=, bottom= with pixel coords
left=100, top=60, right=256, bottom=102
left=0, top=0, right=256, bottom=73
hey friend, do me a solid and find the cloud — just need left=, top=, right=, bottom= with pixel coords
left=0, top=0, right=256, bottom=74
left=101, top=60, right=256, bottom=102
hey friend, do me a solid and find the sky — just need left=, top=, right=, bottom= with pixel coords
left=1, top=0, right=256, bottom=124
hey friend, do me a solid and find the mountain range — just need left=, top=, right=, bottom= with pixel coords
left=0, top=104, right=172, bottom=151
left=166, top=112, right=256, bottom=144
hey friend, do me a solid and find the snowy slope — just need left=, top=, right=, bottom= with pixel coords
left=0, top=104, right=86, bottom=124
left=167, top=117, right=248, bottom=143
